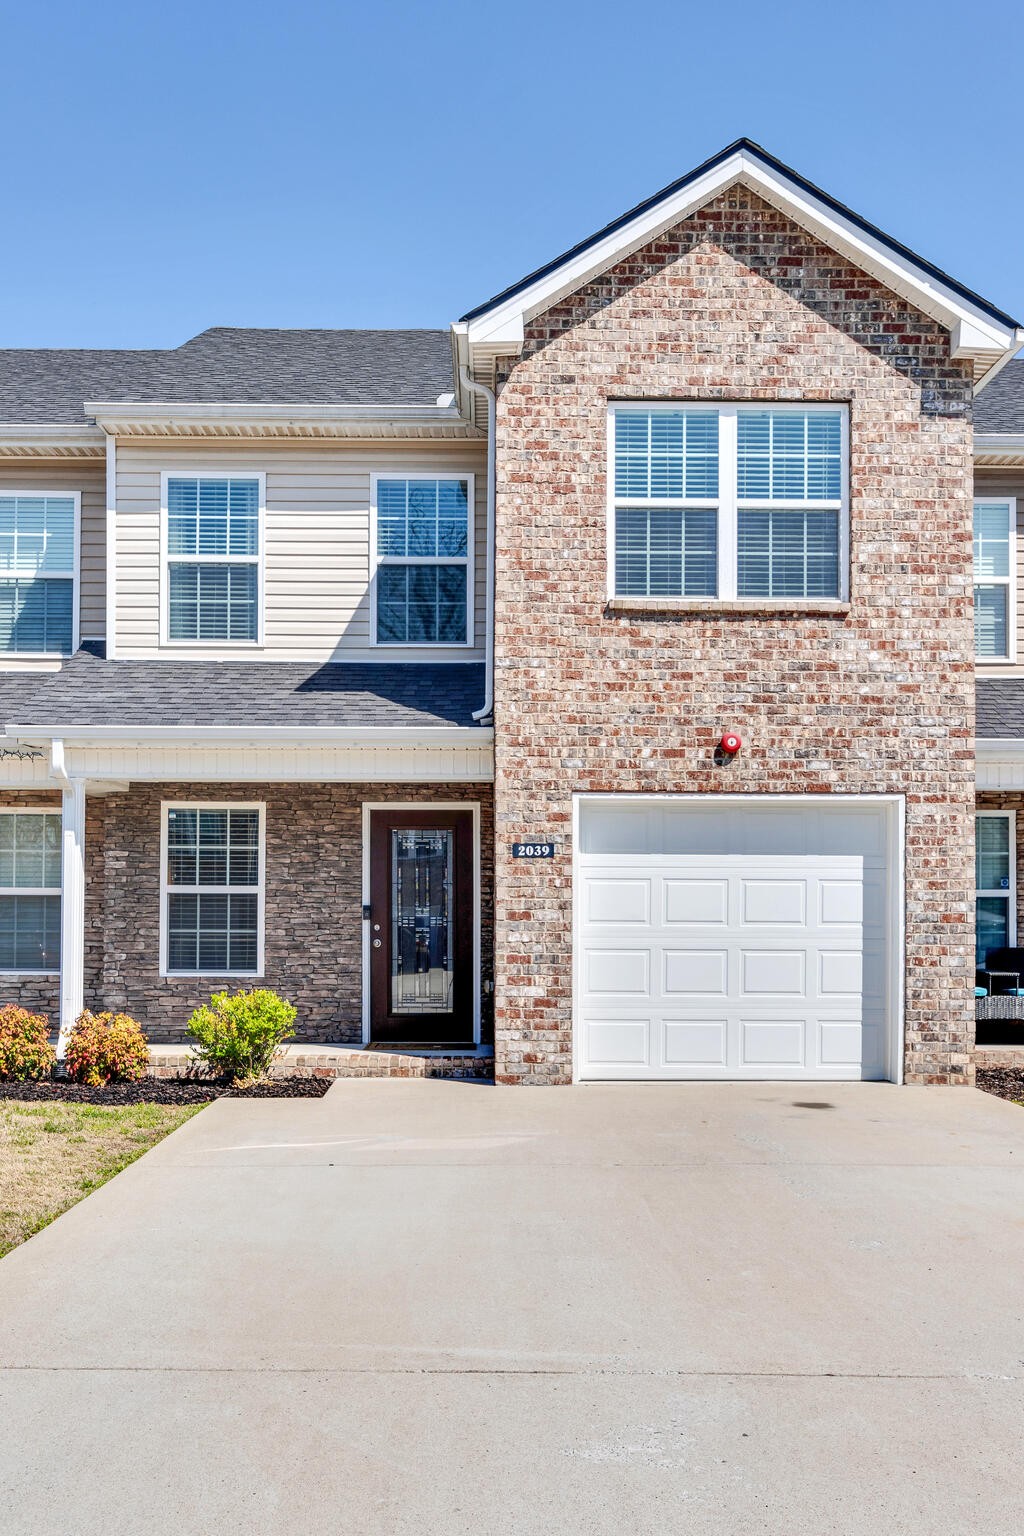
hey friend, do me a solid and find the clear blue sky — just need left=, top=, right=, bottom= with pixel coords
left=3, top=0, right=1021, bottom=348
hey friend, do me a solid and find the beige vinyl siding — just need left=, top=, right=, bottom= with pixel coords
left=975, top=469, right=1024, bottom=671
left=114, top=440, right=487, bottom=661
left=0, top=459, right=106, bottom=641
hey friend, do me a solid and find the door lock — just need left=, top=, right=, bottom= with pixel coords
left=372, top=938, right=382, bottom=949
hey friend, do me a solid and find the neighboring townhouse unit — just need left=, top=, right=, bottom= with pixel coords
left=1, top=139, right=1022, bottom=1085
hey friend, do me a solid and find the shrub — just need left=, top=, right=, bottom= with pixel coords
left=64, top=1010, right=149, bottom=1087
left=186, top=988, right=297, bottom=1084
left=0, top=1004, right=56, bottom=1081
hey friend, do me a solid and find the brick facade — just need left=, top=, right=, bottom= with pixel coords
left=491, top=187, right=976, bottom=1085
left=0, top=782, right=493, bottom=1045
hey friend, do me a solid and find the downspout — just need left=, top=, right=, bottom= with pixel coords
left=459, top=366, right=495, bottom=723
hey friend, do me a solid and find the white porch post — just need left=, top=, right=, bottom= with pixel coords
left=57, top=777, right=86, bottom=1059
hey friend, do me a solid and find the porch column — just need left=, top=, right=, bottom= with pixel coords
left=57, top=778, right=86, bottom=1059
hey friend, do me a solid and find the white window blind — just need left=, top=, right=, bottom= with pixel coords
left=163, top=805, right=263, bottom=975
left=165, top=478, right=260, bottom=642
left=976, top=812, right=1014, bottom=966
left=974, top=500, right=1014, bottom=661
left=0, top=811, right=62, bottom=972
left=610, top=404, right=847, bottom=602
left=0, top=495, right=76, bottom=654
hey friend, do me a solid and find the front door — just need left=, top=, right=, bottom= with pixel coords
left=368, top=809, right=475, bottom=1044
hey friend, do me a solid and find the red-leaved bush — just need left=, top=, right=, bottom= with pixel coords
left=64, top=1010, right=149, bottom=1086
left=0, top=1003, right=56, bottom=1081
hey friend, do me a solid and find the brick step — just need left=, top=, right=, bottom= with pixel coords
left=146, top=1042, right=495, bottom=1082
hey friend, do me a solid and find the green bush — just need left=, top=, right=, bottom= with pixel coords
left=186, top=988, right=296, bottom=1084
left=64, top=1011, right=149, bottom=1086
left=0, top=1004, right=56, bottom=1081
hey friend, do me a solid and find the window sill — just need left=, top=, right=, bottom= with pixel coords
left=606, top=597, right=851, bottom=616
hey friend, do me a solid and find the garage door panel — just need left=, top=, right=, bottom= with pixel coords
left=663, top=949, right=729, bottom=996
left=819, top=950, right=863, bottom=997
left=578, top=814, right=892, bottom=1081
left=664, top=878, right=729, bottom=924
left=584, top=1019, right=651, bottom=1066
left=740, top=1019, right=805, bottom=1066
left=819, top=1018, right=863, bottom=1066
left=663, top=1019, right=728, bottom=1066
left=585, top=878, right=651, bottom=925
left=740, top=949, right=806, bottom=996
left=741, top=879, right=807, bottom=925
left=584, top=949, right=651, bottom=997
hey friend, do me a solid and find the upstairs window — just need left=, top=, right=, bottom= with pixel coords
left=373, top=476, right=472, bottom=645
left=163, top=476, right=261, bottom=644
left=610, top=404, right=847, bottom=603
left=974, top=500, right=1015, bottom=661
left=0, top=493, right=77, bottom=654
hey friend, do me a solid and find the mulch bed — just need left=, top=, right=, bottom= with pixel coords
left=0, top=1077, right=332, bottom=1106
left=975, top=1068, right=1024, bottom=1105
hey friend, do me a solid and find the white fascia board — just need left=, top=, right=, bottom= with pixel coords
left=84, top=401, right=464, bottom=428
left=3, top=723, right=494, bottom=747
left=466, top=147, right=1019, bottom=359
left=977, top=738, right=1024, bottom=757
left=975, top=433, right=1024, bottom=458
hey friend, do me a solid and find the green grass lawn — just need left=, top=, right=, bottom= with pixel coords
left=0, top=1099, right=204, bottom=1258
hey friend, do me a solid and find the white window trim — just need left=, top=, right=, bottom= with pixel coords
left=159, top=800, right=266, bottom=978
left=606, top=402, right=850, bottom=603
left=0, top=489, right=81, bottom=658
left=158, top=471, right=265, bottom=648
left=369, top=471, right=475, bottom=649
left=0, top=806, right=62, bottom=976
left=976, top=808, right=1017, bottom=961
left=973, top=497, right=1017, bottom=665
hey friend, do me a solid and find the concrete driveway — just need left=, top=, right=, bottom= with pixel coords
left=1, top=1081, right=1023, bottom=1534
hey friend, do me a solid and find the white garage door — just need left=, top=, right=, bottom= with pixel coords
left=576, top=799, right=896, bottom=1082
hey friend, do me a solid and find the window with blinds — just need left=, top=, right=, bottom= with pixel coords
left=373, top=477, right=472, bottom=645
left=163, top=804, right=264, bottom=975
left=164, top=477, right=261, bottom=643
left=973, top=500, right=1015, bottom=661
left=976, top=812, right=1014, bottom=965
left=610, top=404, right=847, bottom=602
left=0, top=811, right=62, bottom=972
left=0, top=494, right=77, bottom=654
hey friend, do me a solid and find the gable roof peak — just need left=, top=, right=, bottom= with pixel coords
left=456, top=140, right=1021, bottom=388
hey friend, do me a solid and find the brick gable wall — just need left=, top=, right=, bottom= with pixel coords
left=491, top=187, right=975, bottom=1084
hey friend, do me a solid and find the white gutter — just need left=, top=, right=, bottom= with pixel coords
left=459, top=366, right=496, bottom=723
left=6, top=724, right=494, bottom=746
left=977, top=738, right=1024, bottom=756
left=974, top=433, right=1024, bottom=456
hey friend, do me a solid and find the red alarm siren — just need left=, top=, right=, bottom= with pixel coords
left=720, top=731, right=742, bottom=755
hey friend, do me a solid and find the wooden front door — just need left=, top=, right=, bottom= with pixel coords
left=368, top=809, right=475, bottom=1044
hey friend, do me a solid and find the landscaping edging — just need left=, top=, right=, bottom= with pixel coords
left=0, top=1077, right=332, bottom=1106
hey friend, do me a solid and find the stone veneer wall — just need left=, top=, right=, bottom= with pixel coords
left=1, top=782, right=494, bottom=1045
left=491, top=186, right=976, bottom=1085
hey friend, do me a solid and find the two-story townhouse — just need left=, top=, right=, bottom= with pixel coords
left=1, top=139, right=1022, bottom=1087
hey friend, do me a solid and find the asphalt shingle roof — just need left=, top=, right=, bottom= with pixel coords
left=974, top=359, right=1024, bottom=435
left=976, top=678, right=1024, bottom=738
left=0, top=646, right=485, bottom=731
left=0, top=328, right=454, bottom=424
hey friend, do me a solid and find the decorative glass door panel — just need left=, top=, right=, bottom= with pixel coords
left=369, top=809, right=474, bottom=1043
left=391, top=828, right=454, bottom=1014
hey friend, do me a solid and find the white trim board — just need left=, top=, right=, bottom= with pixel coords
left=360, top=800, right=482, bottom=1047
